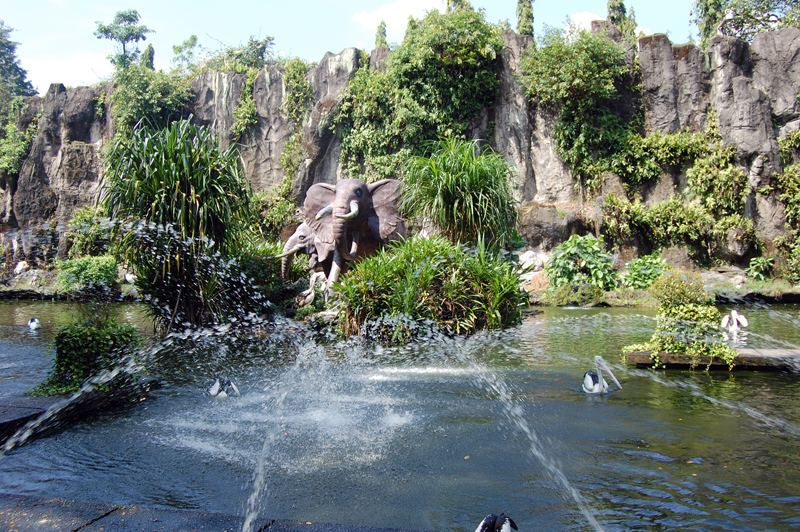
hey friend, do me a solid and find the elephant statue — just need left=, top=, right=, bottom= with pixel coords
left=276, top=222, right=328, bottom=306
left=303, top=178, right=406, bottom=298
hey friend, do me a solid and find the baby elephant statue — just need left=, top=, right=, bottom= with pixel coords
left=275, top=222, right=327, bottom=306
left=304, top=178, right=406, bottom=300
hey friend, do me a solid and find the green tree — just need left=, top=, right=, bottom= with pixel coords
left=517, top=0, right=534, bottom=37
left=0, top=20, right=36, bottom=120
left=94, top=9, right=153, bottom=68
left=375, top=20, right=388, bottom=48
left=139, top=43, right=155, bottom=69
left=607, top=0, right=639, bottom=41
left=171, top=35, right=203, bottom=77
left=693, top=0, right=799, bottom=46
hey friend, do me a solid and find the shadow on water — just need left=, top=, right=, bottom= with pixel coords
left=1, top=304, right=800, bottom=531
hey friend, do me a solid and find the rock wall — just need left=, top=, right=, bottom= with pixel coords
left=2, top=27, right=800, bottom=266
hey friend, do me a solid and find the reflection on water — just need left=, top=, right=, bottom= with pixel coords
left=0, top=303, right=799, bottom=531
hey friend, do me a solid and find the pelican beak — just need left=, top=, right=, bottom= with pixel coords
left=596, top=356, right=623, bottom=390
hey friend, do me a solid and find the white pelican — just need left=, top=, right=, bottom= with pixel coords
left=27, top=318, right=41, bottom=330
left=207, top=377, right=240, bottom=398
left=582, top=355, right=622, bottom=394
left=721, top=309, right=748, bottom=333
left=474, top=514, right=517, bottom=532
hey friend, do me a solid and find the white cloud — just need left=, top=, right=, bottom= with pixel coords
left=25, top=51, right=113, bottom=94
left=569, top=11, right=605, bottom=31
left=352, top=0, right=447, bottom=44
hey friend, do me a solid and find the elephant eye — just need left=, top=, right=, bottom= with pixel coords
left=355, top=189, right=363, bottom=198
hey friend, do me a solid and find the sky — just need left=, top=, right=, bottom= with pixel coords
left=4, top=0, right=698, bottom=96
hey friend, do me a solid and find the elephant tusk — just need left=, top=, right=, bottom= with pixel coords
left=274, top=244, right=303, bottom=259
left=315, top=204, right=333, bottom=220
left=335, top=200, right=360, bottom=220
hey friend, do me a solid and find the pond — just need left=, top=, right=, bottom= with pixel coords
left=0, top=302, right=799, bottom=532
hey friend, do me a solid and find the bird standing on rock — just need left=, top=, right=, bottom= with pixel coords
left=475, top=514, right=518, bottom=532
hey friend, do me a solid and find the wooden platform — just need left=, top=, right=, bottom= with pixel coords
left=626, top=349, right=800, bottom=370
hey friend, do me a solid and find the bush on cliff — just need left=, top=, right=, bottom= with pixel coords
left=333, top=4, right=503, bottom=181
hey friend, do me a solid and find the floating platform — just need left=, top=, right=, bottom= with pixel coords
left=626, top=349, right=800, bottom=370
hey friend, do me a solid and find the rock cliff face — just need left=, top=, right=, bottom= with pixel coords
left=3, top=27, right=800, bottom=266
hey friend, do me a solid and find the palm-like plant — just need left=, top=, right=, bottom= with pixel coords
left=402, top=137, right=518, bottom=246
left=102, top=119, right=258, bottom=330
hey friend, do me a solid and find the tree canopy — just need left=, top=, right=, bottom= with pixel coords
left=94, top=9, right=153, bottom=68
left=517, top=0, right=534, bottom=37
left=693, top=0, right=800, bottom=46
left=0, top=20, right=36, bottom=117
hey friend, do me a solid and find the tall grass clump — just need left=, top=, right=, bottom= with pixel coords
left=102, top=119, right=264, bottom=331
left=337, top=235, right=528, bottom=340
left=402, top=137, right=518, bottom=246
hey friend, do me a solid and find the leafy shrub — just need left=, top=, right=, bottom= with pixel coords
left=0, top=97, right=39, bottom=177
left=402, top=138, right=518, bottom=246
left=519, top=25, right=629, bottom=190
left=333, top=6, right=503, bottom=181
left=31, top=317, right=140, bottom=395
left=108, top=63, right=192, bottom=137
left=544, top=234, right=617, bottom=290
left=745, top=256, right=774, bottom=281
left=231, top=69, right=258, bottom=141
left=621, top=254, right=667, bottom=289
left=649, top=269, right=713, bottom=307
left=102, top=119, right=260, bottom=330
left=624, top=269, right=737, bottom=369
left=56, top=255, right=118, bottom=292
left=283, top=57, right=313, bottom=127
left=66, top=206, right=112, bottom=258
left=204, top=36, right=275, bottom=72
left=337, top=235, right=527, bottom=339
left=540, top=284, right=605, bottom=307
left=685, top=141, right=748, bottom=218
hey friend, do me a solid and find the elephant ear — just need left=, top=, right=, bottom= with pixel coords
left=367, top=179, right=406, bottom=242
left=304, top=183, right=336, bottom=249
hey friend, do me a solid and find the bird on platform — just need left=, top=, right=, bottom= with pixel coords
left=582, top=355, right=622, bottom=394
left=474, top=514, right=517, bottom=532
left=27, top=318, right=41, bottom=330
left=207, top=377, right=240, bottom=398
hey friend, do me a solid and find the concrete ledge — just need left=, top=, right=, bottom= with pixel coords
left=0, top=493, right=421, bottom=532
left=626, top=349, right=800, bottom=370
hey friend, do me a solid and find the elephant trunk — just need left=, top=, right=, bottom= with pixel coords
left=276, top=242, right=303, bottom=278
left=335, top=201, right=360, bottom=220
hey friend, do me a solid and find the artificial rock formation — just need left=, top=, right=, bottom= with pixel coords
left=3, top=27, right=800, bottom=267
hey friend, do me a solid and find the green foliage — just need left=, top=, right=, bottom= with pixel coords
left=685, top=139, right=748, bottom=217
left=605, top=128, right=706, bottom=186
left=624, top=269, right=736, bottom=369
left=283, top=58, right=313, bottom=127
left=376, top=20, right=388, bottom=48
left=337, top=235, right=528, bottom=339
left=544, top=234, right=618, bottom=290
left=204, top=36, right=275, bottom=72
left=108, top=63, right=192, bottom=137
left=694, top=0, right=800, bottom=46
left=649, top=269, right=714, bottom=306
left=171, top=35, right=201, bottom=77
left=231, top=69, right=258, bottom=141
left=607, top=0, right=640, bottom=43
left=94, top=9, right=153, bottom=69
left=402, top=138, right=518, bottom=246
left=622, top=254, right=668, bottom=289
left=31, top=317, right=140, bottom=395
left=140, top=43, right=155, bottom=70
left=333, top=5, right=503, bottom=181
left=0, top=97, right=38, bottom=177
left=0, top=19, right=37, bottom=114
left=516, top=0, right=534, bottom=37
left=56, top=255, right=118, bottom=292
left=102, top=119, right=260, bottom=329
left=745, top=255, right=773, bottom=280
left=519, top=25, right=629, bottom=191
left=540, top=283, right=605, bottom=306
left=778, top=130, right=800, bottom=166
left=66, top=206, right=111, bottom=258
